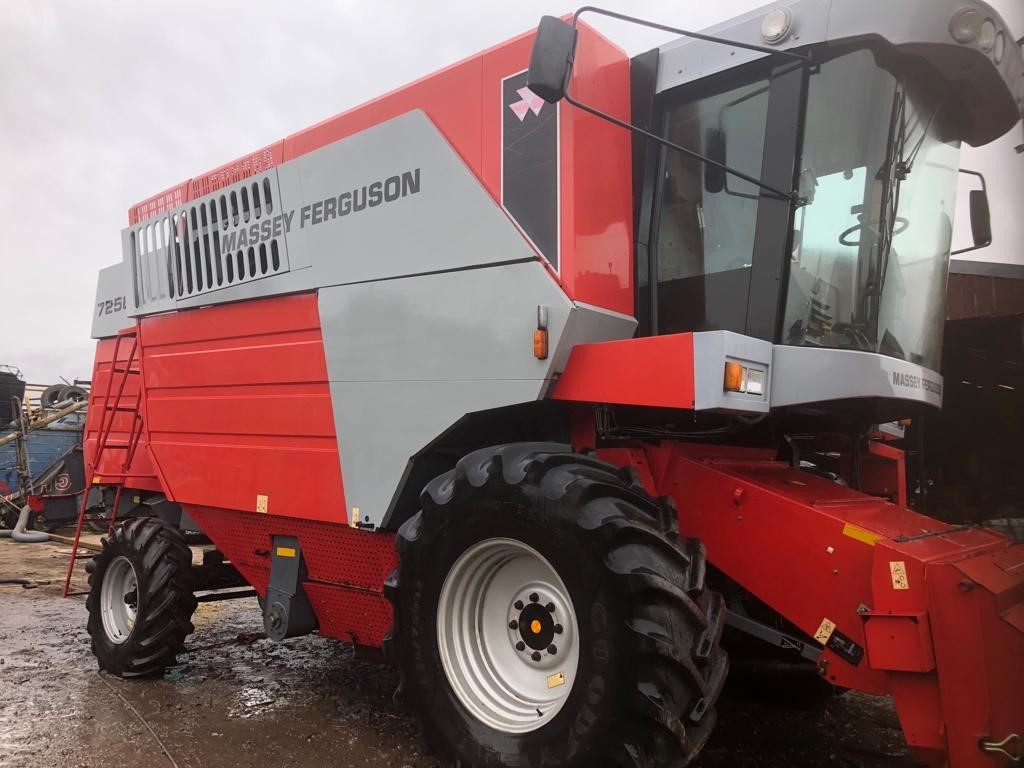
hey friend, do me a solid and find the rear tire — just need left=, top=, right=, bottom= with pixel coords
left=387, top=443, right=727, bottom=768
left=86, top=516, right=197, bottom=677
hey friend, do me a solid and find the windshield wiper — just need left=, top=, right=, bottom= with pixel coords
left=899, top=98, right=942, bottom=177
left=858, top=87, right=908, bottom=342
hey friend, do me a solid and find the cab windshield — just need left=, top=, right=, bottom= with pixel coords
left=782, top=49, right=962, bottom=371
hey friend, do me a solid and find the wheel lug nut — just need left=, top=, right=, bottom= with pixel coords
left=548, top=644, right=557, bottom=655
left=514, top=600, right=524, bottom=610
left=554, top=624, right=563, bottom=634
left=529, top=592, right=539, bottom=603
left=509, top=620, right=519, bottom=630
left=516, top=641, right=526, bottom=651
left=531, top=651, right=542, bottom=662
left=545, top=602, right=555, bottom=613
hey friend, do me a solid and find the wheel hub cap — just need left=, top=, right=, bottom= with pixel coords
left=437, top=538, right=580, bottom=734
left=100, top=556, right=139, bottom=644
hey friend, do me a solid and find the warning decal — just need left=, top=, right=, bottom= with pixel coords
left=814, top=617, right=837, bottom=645
left=889, top=561, right=910, bottom=590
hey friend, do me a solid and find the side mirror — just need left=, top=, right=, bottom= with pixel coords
left=527, top=16, right=577, bottom=103
left=952, top=169, right=992, bottom=256
left=704, top=129, right=727, bottom=193
left=968, top=188, right=992, bottom=250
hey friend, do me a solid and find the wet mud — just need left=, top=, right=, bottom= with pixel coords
left=0, top=539, right=922, bottom=767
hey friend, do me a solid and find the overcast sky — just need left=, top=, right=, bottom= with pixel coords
left=2, top=0, right=1021, bottom=386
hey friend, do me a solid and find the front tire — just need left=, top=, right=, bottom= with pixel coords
left=86, top=516, right=197, bottom=677
left=387, top=443, right=727, bottom=768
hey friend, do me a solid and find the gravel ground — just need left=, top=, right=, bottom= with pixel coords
left=0, top=537, right=923, bottom=768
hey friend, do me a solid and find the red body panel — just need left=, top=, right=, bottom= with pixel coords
left=138, top=292, right=345, bottom=523
left=553, top=334, right=697, bottom=409
left=591, top=442, right=1024, bottom=768
left=187, top=506, right=396, bottom=648
left=126, top=22, right=634, bottom=316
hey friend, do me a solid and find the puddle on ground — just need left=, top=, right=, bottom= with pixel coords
left=0, top=539, right=922, bottom=768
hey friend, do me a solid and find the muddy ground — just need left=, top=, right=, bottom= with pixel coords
left=0, top=538, right=923, bottom=768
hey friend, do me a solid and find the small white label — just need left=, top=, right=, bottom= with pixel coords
left=256, top=494, right=268, bottom=514
left=350, top=507, right=361, bottom=528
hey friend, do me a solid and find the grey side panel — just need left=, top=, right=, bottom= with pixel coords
left=296, top=110, right=536, bottom=287
left=552, top=302, right=637, bottom=374
left=125, top=111, right=539, bottom=314
left=693, top=331, right=772, bottom=413
left=91, top=263, right=132, bottom=339
left=328, top=379, right=544, bottom=528
left=318, top=261, right=581, bottom=527
left=770, top=346, right=944, bottom=408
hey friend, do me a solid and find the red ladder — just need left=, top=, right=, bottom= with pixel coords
left=62, top=327, right=144, bottom=597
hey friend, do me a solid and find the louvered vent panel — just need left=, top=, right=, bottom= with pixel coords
left=128, top=172, right=288, bottom=311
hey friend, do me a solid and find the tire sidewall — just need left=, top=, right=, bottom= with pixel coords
left=87, top=534, right=147, bottom=665
left=403, top=489, right=629, bottom=766
left=86, top=518, right=194, bottom=676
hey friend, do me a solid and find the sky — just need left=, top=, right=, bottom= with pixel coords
left=1, top=0, right=1021, bottom=386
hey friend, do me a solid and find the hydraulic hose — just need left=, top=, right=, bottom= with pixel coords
left=0, top=504, right=49, bottom=543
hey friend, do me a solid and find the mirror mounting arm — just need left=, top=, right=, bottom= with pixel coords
left=571, top=6, right=809, bottom=63
left=530, top=7, right=811, bottom=205
left=562, top=91, right=802, bottom=204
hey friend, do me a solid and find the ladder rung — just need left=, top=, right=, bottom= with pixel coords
left=103, top=405, right=139, bottom=412
left=110, top=368, right=140, bottom=375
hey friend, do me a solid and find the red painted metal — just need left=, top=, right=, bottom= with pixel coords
left=553, top=333, right=697, bottom=408
left=137, top=292, right=346, bottom=523
left=186, top=506, right=396, bottom=648
left=124, top=22, right=634, bottom=317
left=593, top=441, right=1024, bottom=768
left=862, top=441, right=908, bottom=507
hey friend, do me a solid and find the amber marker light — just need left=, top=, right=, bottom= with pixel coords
left=724, top=361, right=745, bottom=393
left=534, top=305, right=549, bottom=360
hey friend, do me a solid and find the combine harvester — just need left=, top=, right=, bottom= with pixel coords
left=71, top=1, right=1023, bottom=766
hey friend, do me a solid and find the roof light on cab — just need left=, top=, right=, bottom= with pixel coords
left=950, top=8, right=984, bottom=44
left=761, top=8, right=793, bottom=45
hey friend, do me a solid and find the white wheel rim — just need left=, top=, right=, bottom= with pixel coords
left=100, top=556, right=139, bottom=644
left=437, top=537, right=580, bottom=733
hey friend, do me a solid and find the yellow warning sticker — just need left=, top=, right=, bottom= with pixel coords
left=889, top=561, right=910, bottom=590
left=276, top=547, right=297, bottom=559
left=547, top=672, right=565, bottom=689
left=814, top=617, right=837, bottom=645
left=842, top=523, right=882, bottom=546
left=256, top=494, right=268, bottom=514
